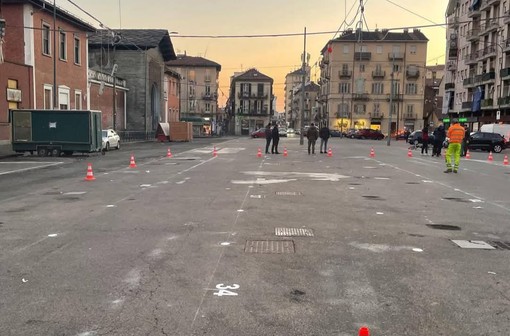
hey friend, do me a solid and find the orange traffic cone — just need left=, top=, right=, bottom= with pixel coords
left=503, top=154, right=509, bottom=165
left=213, top=146, right=218, bottom=157
left=283, top=147, right=288, bottom=157
left=167, top=148, right=173, bottom=158
left=466, top=150, right=471, bottom=159
left=359, top=326, right=370, bottom=336
left=408, top=148, right=413, bottom=157
left=129, top=154, right=137, bottom=168
left=369, top=147, right=375, bottom=158
left=488, top=151, right=494, bottom=162
left=84, top=163, right=96, bottom=181
left=257, top=148, right=262, bottom=158
left=327, top=147, right=333, bottom=157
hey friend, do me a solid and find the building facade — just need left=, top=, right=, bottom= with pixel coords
left=424, top=65, right=444, bottom=126
left=284, top=66, right=310, bottom=128
left=444, top=0, right=510, bottom=130
left=164, top=69, right=181, bottom=123
left=88, top=29, right=176, bottom=133
left=166, top=55, right=221, bottom=136
left=229, top=69, right=274, bottom=135
left=292, top=82, right=321, bottom=128
left=319, top=29, right=428, bottom=135
left=0, top=0, right=95, bottom=144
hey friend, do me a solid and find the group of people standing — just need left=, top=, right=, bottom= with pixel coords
left=263, top=122, right=331, bottom=155
left=264, top=123, right=280, bottom=154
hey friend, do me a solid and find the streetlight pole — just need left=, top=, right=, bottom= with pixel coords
left=299, top=27, right=307, bottom=146
left=53, top=0, right=57, bottom=109
left=387, top=55, right=395, bottom=146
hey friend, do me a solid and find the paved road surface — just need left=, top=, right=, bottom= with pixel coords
left=1, top=137, right=509, bottom=336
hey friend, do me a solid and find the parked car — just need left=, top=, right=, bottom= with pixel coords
left=330, top=129, right=343, bottom=137
left=102, top=129, right=121, bottom=151
left=468, top=131, right=506, bottom=153
left=343, top=128, right=357, bottom=138
left=353, top=129, right=385, bottom=140
left=408, top=130, right=435, bottom=147
left=279, top=127, right=287, bottom=137
left=251, top=128, right=266, bottom=138
left=287, top=128, right=295, bottom=135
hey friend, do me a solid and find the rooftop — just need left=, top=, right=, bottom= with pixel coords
left=166, top=55, right=222, bottom=71
left=232, top=68, right=273, bottom=83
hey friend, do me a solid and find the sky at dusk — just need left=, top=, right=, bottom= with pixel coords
left=56, top=0, right=447, bottom=111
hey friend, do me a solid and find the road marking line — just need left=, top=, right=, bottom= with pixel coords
left=0, top=162, right=64, bottom=176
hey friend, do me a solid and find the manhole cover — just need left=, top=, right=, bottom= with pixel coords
left=427, top=224, right=461, bottom=231
left=451, top=240, right=495, bottom=249
left=244, top=240, right=295, bottom=254
left=276, top=192, right=303, bottom=196
left=362, top=195, right=384, bottom=200
left=489, top=241, right=510, bottom=250
left=442, top=197, right=470, bottom=203
left=405, top=182, right=420, bottom=185
left=275, top=228, right=314, bottom=237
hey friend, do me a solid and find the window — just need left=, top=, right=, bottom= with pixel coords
left=405, top=83, right=418, bottom=95
left=59, top=30, right=67, bottom=60
left=44, top=85, right=53, bottom=109
left=42, top=23, right=51, bottom=55
left=359, top=64, right=365, bottom=72
left=205, top=69, right=211, bottom=82
left=392, top=81, right=401, bottom=94
left=343, top=45, right=349, bottom=54
left=342, top=64, right=349, bottom=71
left=376, top=45, right=383, bottom=54
left=393, top=64, right=401, bottom=73
left=339, top=82, right=351, bottom=94
left=391, top=103, right=397, bottom=115
left=410, top=45, right=417, bottom=54
left=74, top=90, right=82, bottom=110
left=258, top=83, right=264, bottom=96
left=58, top=86, right=70, bottom=109
left=373, top=103, right=381, bottom=115
left=406, top=104, right=414, bottom=114
left=371, top=82, right=384, bottom=94
left=337, top=103, right=349, bottom=116
left=354, top=104, right=366, bottom=115
left=357, top=45, right=368, bottom=52
left=205, top=103, right=211, bottom=113
left=188, top=70, right=196, bottom=82
left=205, top=85, right=211, bottom=96
left=74, top=37, right=81, bottom=64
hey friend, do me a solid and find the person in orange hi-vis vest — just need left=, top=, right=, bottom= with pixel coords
left=444, top=119, right=466, bottom=173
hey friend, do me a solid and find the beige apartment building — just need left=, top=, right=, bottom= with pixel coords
left=229, top=69, right=274, bottom=135
left=166, top=55, right=221, bottom=135
left=319, top=29, right=428, bottom=135
left=444, top=0, right=510, bottom=129
left=284, top=66, right=310, bottom=128
left=292, top=82, right=321, bottom=128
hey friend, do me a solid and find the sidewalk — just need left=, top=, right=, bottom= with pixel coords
left=0, top=143, right=19, bottom=159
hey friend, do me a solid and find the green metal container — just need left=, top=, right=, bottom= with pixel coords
left=10, top=109, right=102, bottom=156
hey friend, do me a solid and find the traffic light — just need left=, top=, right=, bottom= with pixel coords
left=0, top=19, right=6, bottom=38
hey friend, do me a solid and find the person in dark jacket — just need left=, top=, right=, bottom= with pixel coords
left=319, top=125, right=331, bottom=153
left=461, top=126, right=470, bottom=156
left=432, top=124, right=446, bottom=157
left=271, top=124, right=280, bottom=154
left=264, top=123, right=272, bottom=154
left=421, top=126, right=429, bottom=155
left=306, top=123, right=319, bottom=155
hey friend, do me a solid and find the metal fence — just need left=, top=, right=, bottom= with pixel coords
left=117, top=131, right=155, bottom=143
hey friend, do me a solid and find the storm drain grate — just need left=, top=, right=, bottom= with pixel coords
left=405, top=182, right=420, bottom=185
left=275, top=228, right=314, bottom=237
left=442, top=197, right=470, bottom=203
left=244, top=240, right=295, bottom=254
left=489, top=241, right=510, bottom=250
left=362, top=195, right=384, bottom=200
left=276, top=192, right=303, bottom=196
left=427, top=224, right=461, bottom=231
left=349, top=183, right=362, bottom=186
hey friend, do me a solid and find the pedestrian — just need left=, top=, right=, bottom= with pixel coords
left=306, top=123, right=319, bottom=155
left=461, top=125, right=470, bottom=157
left=444, top=119, right=465, bottom=173
left=264, top=123, right=272, bottom=154
left=421, top=125, right=429, bottom=155
left=432, top=124, right=446, bottom=157
left=319, top=124, right=331, bottom=154
left=271, top=123, right=280, bottom=154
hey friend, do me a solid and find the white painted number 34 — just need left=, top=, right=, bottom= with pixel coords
left=213, top=284, right=240, bottom=296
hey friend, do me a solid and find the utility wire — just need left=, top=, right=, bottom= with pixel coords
left=384, top=0, right=444, bottom=28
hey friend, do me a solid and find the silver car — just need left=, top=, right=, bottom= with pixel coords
left=102, top=129, right=121, bottom=151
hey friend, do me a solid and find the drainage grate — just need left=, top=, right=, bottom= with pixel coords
left=427, top=224, right=461, bottom=231
left=276, top=192, right=303, bottom=196
left=362, top=195, right=384, bottom=200
left=349, top=183, right=362, bottom=186
left=489, top=241, right=510, bottom=250
left=275, top=228, right=314, bottom=237
left=244, top=240, right=295, bottom=254
left=405, top=182, right=420, bottom=185
left=442, top=197, right=470, bottom=203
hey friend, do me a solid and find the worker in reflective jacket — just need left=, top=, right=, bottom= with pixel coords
left=444, top=119, right=465, bottom=173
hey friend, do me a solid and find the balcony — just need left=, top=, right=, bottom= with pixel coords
left=336, top=112, right=349, bottom=118
left=445, top=83, right=455, bottom=91
left=372, top=70, right=386, bottom=79
left=480, top=45, right=496, bottom=60
left=481, top=0, right=500, bottom=11
left=480, top=19, right=499, bottom=35
left=354, top=52, right=372, bottom=61
left=352, top=93, right=370, bottom=101
left=371, top=112, right=382, bottom=119
left=500, top=67, right=510, bottom=80
left=464, top=51, right=479, bottom=65
left=461, top=101, right=472, bottom=111
left=404, top=113, right=416, bottom=120
left=481, top=71, right=496, bottom=83
left=406, top=69, right=420, bottom=79
left=466, top=28, right=480, bottom=41
left=504, top=38, right=510, bottom=52
left=498, top=96, right=510, bottom=106
left=388, top=52, right=404, bottom=60
left=202, top=93, right=215, bottom=100
left=386, top=94, right=403, bottom=102
left=467, top=7, right=481, bottom=18
left=463, top=77, right=476, bottom=88
left=204, top=76, right=211, bottom=82
left=238, top=108, right=269, bottom=116
left=481, top=98, right=494, bottom=109
left=505, top=10, right=510, bottom=24
left=339, top=70, right=352, bottom=78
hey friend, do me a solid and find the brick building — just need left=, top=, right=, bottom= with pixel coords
left=0, top=0, right=95, bottom=144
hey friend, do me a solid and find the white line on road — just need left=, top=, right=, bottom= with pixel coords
left=0, top=162, right=64, bottom=176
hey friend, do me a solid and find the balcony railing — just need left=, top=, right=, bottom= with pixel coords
left=481, top=98, right=494, bottom=108
left=481, top=0, right=500, bottom=11
left=339, top=70, right=352, bottom=78
left=445, top=83, right=455, bottom=91
left=388, top=52, right=404, bottom=60
left=481, top=71, right=496, bottom=83
left=202, top=93, right=214, bottom=100
left=353, top=93, right=370, bottom=101
left=371, top=112, right=382, bottom=118
left=406, top=69, right=420, bottom=79
left=354, top=52, right=372, bottom=61
left=498, top=96, right=510, bottom=106
left=372, top=70, right=386, bottom=78
left=480, top=19, right=499, bottom=34
left=386, top=94, right=403, bottom=102
left=466, top=28, right=480, bottom=41
left=404, top=113, right=416, bottom=120
left=504, top=38, right=510, bottom=52
left=464, top=51, right=479, bottom=65
left=468, top=4, right=481, bottom=18
left=500, top=67, right=510, bottom=79
left=461, top=101, right=472, bottom=110
left=480, top=45, right=496, bottom=59
left=505, top=10, right=510, bottom=24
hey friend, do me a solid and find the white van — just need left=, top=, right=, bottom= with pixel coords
left=480, top=124, right=510, bottom=141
